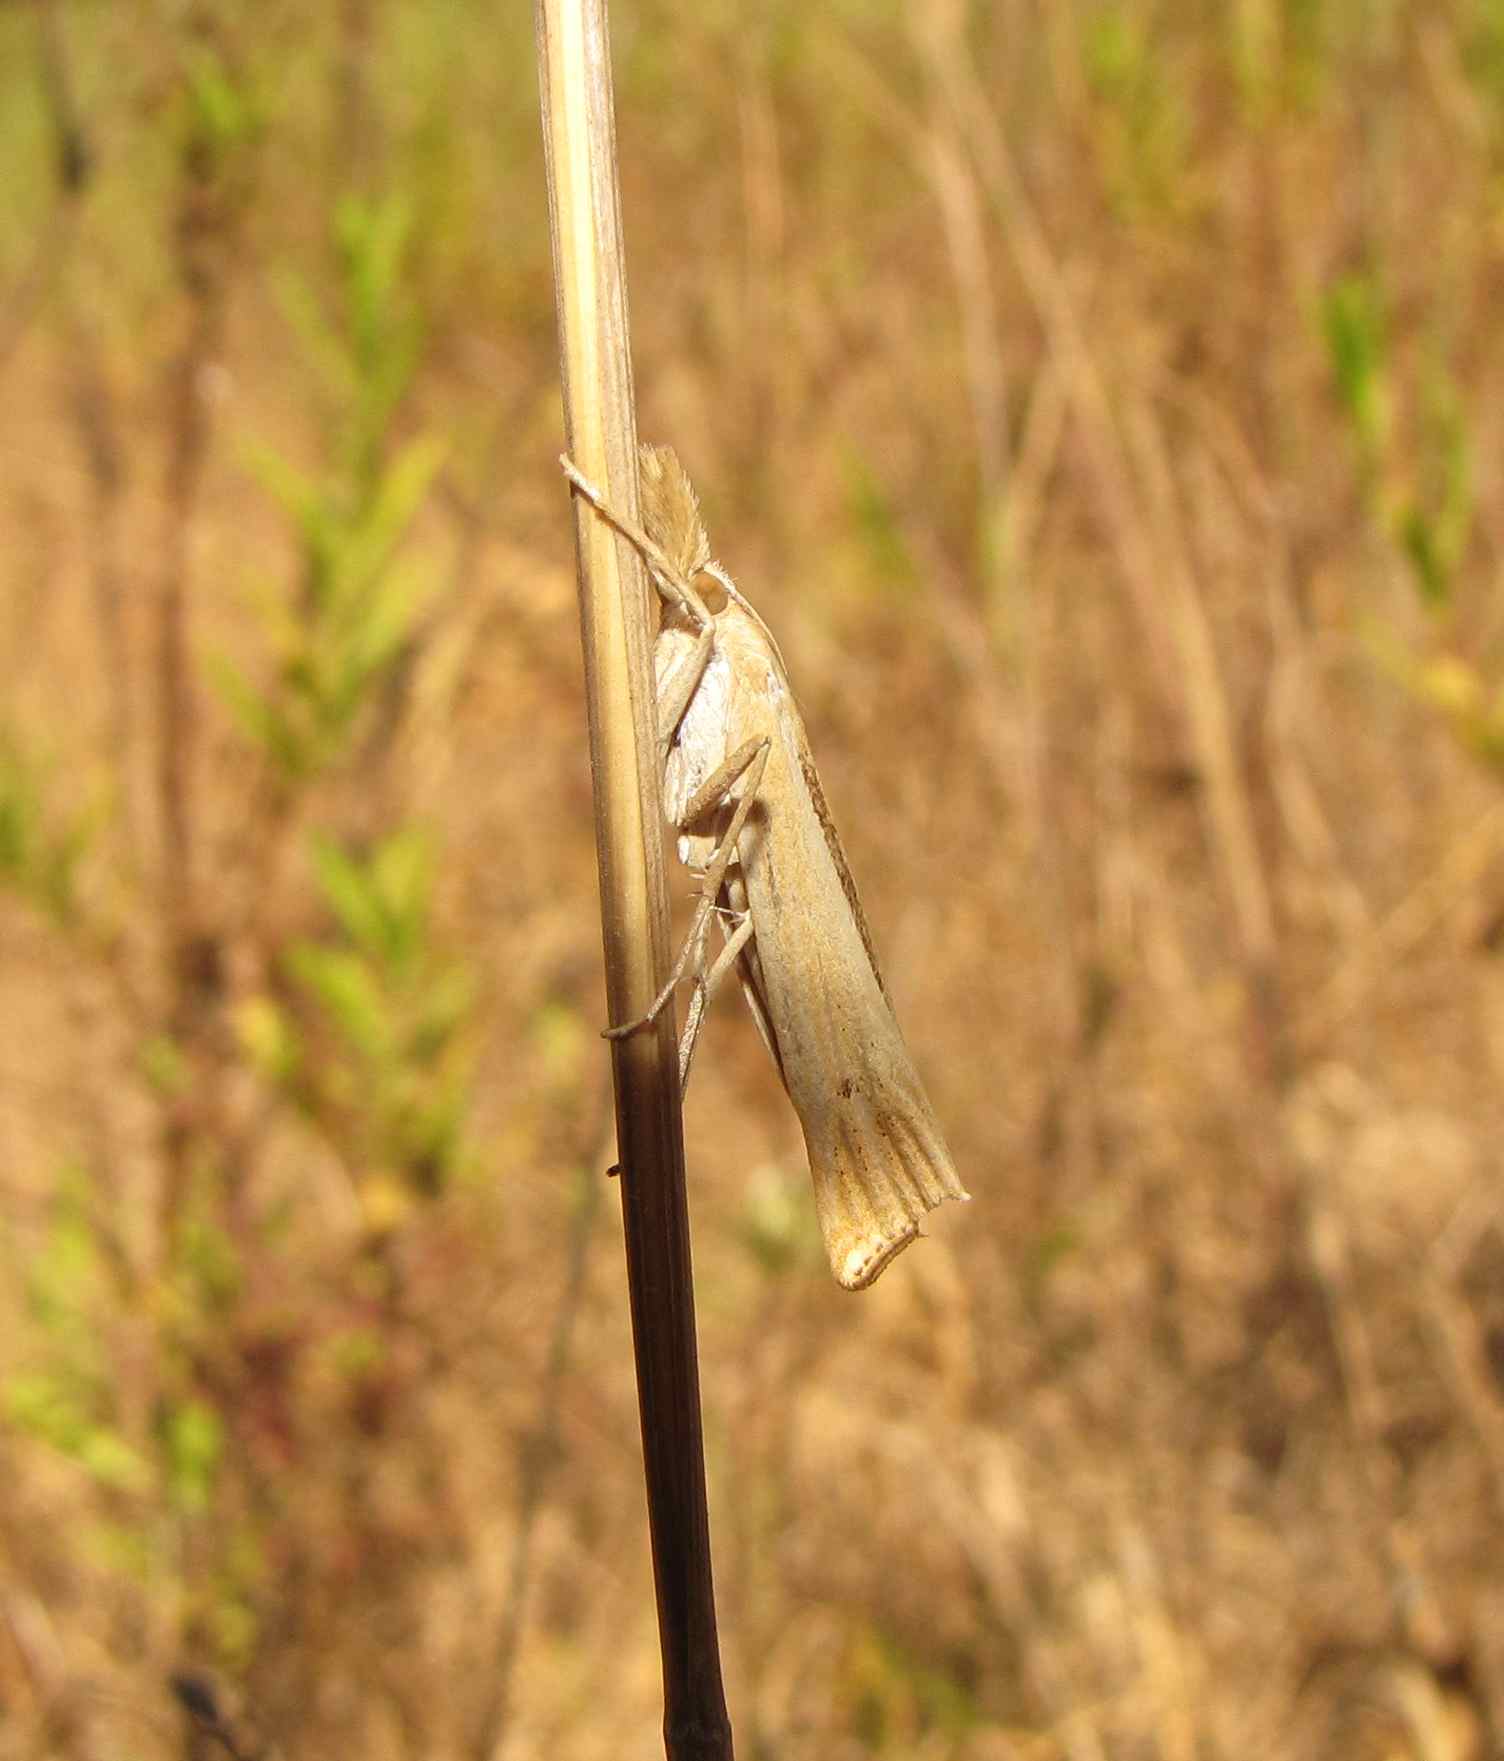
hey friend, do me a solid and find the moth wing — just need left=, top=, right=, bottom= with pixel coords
left=724, top=799, right=967, bottom=1290
left=801, top=1075, right=969, bottom=1289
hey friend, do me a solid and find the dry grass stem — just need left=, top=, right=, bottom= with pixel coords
left=535, top=1, right=732, bottom=1755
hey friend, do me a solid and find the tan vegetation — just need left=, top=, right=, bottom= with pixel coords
left=2, top=1, right=1504, bottom=1756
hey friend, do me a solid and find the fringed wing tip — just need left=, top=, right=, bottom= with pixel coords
left=828, top=1182, right=971, bottom=1292
left=807, top=1096, right=970, bottom=1290
left=836, top=1225, right=918, bottom=1292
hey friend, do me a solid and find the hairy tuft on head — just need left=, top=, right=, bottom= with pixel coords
left=639, top=444, right=711, bottom=581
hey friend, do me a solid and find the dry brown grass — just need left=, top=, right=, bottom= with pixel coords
left=2, top=2, right=1504, bottom=1757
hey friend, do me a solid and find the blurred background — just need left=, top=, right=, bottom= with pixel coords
left=2, top=0, right=1503, bottom=1755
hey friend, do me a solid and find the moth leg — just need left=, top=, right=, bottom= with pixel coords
left=603, top=735, right=771, bottom=1045
left=677, top=909, right=755, bottom=1094
left=561, top=454, right=715, bottom=634
left=652, top=616, right=714, bottom=761
left=561, top=454, right=719, bottom=760
left=565, top=455, right=772, bottom=1070
left=603, top=899, right=712, bottom=1046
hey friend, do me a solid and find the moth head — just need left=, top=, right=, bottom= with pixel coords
left=639, top=444, right=712, bottom=583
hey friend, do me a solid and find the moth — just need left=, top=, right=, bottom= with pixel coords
left=564, top=445, right=968, bottom=1289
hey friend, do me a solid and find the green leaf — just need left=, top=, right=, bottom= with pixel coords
left=0, top=733, right=88, bottom=924
left=286, top=944, right=390, bottom=1063
left=309, top=834, right=391, bottom=955
left=338, top=563, right=431, bottom=701
left=1085, top=5, right=1139, bottom=94
left=4, top=1373, right=150, bottom=1493
left=339, top=432, right=447, bottom=601
left=529, top=1001, right=588, bottom=1080
left=737, top=1165, right=822, bottom=1278
left=178, top=1218, right=242, bottom=1313
left=848, top=1621, right=984, bottom=1745
left=272, top=269, right=357, bottom=404
left=329, top=1327, right=385, bottom=1378
left=162, top=1399, right=224, bottom=1514
left=5, top=1370, right=87, bottom=1450
left=338, top=191, right=416, bottom=367
left=209, top=654, right=307, bottom=777
left=411, top=965, right=475, bottom=1060
left=80, top=1428, right=154, bottom=1495
left=1322, top=273, right=1389, bottom=466
left=183, top=49, right=256, bottom=154
left=371, top=827, right=434, bottom=958
left=243, top=439, right=320, bottom=529
left=840, top=446, right=916, bottom=594
left=1397, top=503, right=1448, bottom=606
left=141, top=1034, right=191, bottom=1098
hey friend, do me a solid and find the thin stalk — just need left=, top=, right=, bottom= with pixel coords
left=155, top=5, right=254, bottom=1268
left=533, top=2, right=734, bottom=1758
left=156, top=14, right=231, bottom=1250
